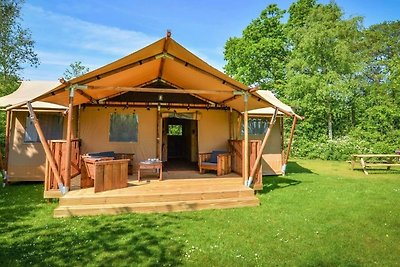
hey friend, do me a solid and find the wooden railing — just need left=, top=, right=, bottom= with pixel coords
left=229, top=139, right=263, bottom=190
left=44, top=139, right=81, bottom=194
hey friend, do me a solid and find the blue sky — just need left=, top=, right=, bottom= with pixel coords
left=20, top=0, right=400, bottom=81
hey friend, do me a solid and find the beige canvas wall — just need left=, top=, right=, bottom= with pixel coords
left=246, top=116, right=284, bottom=175
left=7, top=110, right=67, bottom=181
left=79, top=107, right=231, bottom=168
left=197, top=109, right=230, bottom=153
left=7, top=106, right=280, bottom=181
left=79, top=107, right=157, bottom=167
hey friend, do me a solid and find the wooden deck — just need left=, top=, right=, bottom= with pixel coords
left=54, top=172, right=259, bottom=217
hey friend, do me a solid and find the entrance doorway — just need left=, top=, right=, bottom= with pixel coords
left=162, top=117, right=198, bottom=171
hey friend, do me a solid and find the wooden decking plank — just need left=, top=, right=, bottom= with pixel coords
left=59, top=189, right=254, bottom=205
left=55, top=176, right=259, bottom=217
left=54, top=197, right=260, bottom=217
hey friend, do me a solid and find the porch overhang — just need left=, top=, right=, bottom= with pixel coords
left=7, top=35, right=299, bottom=118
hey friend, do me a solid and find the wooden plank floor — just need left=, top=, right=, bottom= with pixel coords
left=54, top=172, right=260, bottom=217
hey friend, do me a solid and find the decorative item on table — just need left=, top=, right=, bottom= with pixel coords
left=142, top=158, right=161, bottom=164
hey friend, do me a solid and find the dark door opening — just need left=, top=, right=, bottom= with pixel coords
left=163, top=117, right=198, bottom=171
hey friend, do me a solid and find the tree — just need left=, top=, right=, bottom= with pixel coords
left=0, top=0, right=39, bottom=92
left=223, top=0, right=400, bottom=159
left=285, top=2, right=363, bottom=140
left=224, top=4, right=287, bottom=93
left=0, top=0, right=39, bottom=157
left=63, top=61, right=90, bottom=80
left=351, top=21, right=400, bottom=152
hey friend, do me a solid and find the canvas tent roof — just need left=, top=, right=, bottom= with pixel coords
left=247, top=107, right=283, bottom=115
left=0, top=81, right=64, bottom=110
left=253, top=90, right=298, bottom=117
left=9, top=35, right=299, bottom=118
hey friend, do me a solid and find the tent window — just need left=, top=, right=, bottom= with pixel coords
left=25, top=114, right=64, bottom=143
left=109, top=113, right=138, bottom=142
left=242, top=118, right=269, bottom=136
left=168, top=125, right=182, bottom=136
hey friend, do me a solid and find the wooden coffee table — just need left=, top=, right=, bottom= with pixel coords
left=138, top=161, right=163, bottom=181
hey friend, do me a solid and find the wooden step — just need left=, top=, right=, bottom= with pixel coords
left=59, top=188, right=255, bottom=206
left=54, top=197, right=260, bottom=218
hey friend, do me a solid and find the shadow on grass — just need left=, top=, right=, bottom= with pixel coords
left=258, top=176, right=301, bottom=194
left=0, top=183, right=198, bottom=266
left=0, top=182, right=45, bottom=222
left=286, top=161, right=313, bottom=174
left=256, top=161, right=309, bottom=195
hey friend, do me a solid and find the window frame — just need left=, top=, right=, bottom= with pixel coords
left=24, top=113, right=64, bottom=143
left=241, top=117, right=270, bottom=136
left=109, top=113, right=139, bottom=143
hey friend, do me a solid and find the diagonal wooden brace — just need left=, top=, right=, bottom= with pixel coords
left=26, top=102, right=67, bottom=194
left=247, top=107, right=279, bottom=187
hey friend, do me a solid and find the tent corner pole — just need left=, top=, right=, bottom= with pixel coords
left=4, top=110, right=11, bottom=172
left=282, top=116, right=297, bottom=176
left=64, top=87, right=75, bottom=190
left=243, top=93, right=249, bottom=186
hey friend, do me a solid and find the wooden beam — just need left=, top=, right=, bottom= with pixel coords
left=221, top=95, right=239, bottom=104
left=282, top=116, right=297, bottom=176
left=41, top=54, right=163, bottom=101
left=88, top=86, right=233, bottom=95
left=96, top=78, right=218, bottom=107
left=157, top=109, right=163, bottom=160
left=4, top=110, right=11, bottom=172
left=76, top=89, right=94, bottom=102
left=64, top=87, right=75, bottom=189
left=26, top=102, right=66, bottom=194
left=243, top=94, right=249, bottom=185
left=155, top=79, right=218, bottom=106
left=248, top=108, right=278, bottom=186
left=158, top=34, right=171, bottom=78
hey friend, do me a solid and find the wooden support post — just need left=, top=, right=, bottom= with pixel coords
left=157, top=109, right=163, bottom=160
left=26, top=102, right=65, bottom=193
left=282, top=116, right=297, bottom=176
left=4, top=110, right=11, bottom=173
left=64, top=87, right=75, bottom=189
left=248, top=108, right=278, bottom=186
left=243, top=93, right=249, bottom=185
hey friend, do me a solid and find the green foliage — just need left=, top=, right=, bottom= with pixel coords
left=63, top=61, right=90, bottom=81
left=224, top=0, right=400, bottom=160
left=0, top=0, right=38, bottom=164
left=1, top=160, right=400, bottom=266
left=224, top=4, right=287, bottom=92
left=0, top=0, right=39, bottom=81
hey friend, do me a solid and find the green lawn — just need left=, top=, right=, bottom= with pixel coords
left=0, top=159, right=399, bottom=266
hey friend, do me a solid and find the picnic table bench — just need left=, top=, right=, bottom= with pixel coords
left=351, top=154, right=400, bottom=175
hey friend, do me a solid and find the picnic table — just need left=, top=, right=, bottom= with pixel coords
left=351, top=154, right=400, bottom=175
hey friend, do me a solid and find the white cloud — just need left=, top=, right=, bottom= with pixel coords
left=36, top=50, right=105, bottom=69
left=20, top=4, right=160, bottom=80
left=25, top=4, right=158, bottom=56
left=20, top=4, right=228, bottom=80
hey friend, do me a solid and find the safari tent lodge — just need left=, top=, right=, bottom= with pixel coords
left=1, top=33, right=301, bottom=217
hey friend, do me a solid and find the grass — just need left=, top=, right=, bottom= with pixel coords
left=0, top=159, right=399, bottom=266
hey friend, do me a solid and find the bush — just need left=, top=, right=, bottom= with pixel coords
left=289, top=134, right=396, bottom=161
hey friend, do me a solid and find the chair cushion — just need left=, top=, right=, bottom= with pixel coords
left=201, top=162, right=217, bottom=166
left=87, top=151, right=116, bottom=159
left=209, top=151, right=226, bottom=163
